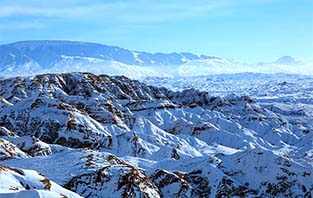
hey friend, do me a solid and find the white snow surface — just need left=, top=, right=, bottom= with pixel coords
left=0, top=164, right=82, bottom=198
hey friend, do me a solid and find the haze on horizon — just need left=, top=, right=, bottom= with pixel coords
left=0, top=0, right=312, bottom=62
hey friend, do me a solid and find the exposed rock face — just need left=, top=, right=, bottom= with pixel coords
left=0, top=72, right=312, bottom=197
left=64, top=157, right=160, bottom=198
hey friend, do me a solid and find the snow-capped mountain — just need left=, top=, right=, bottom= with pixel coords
left=0, top=72, right=312, bottom=197
left=0, top=40, right=215, bottom=77
left=274, top=56, right=298, bottom=65
left=0, top=40, right=312, bottom=78
left=0, top=40, right=217, bottom=67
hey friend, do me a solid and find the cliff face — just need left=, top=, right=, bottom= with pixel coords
left=0, top=72, right=312, bottom=197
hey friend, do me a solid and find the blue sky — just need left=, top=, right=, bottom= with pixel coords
left=0, top=0, right=312, bottom=62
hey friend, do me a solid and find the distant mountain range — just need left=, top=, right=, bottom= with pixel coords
left=0, top=40, right=311, bottom=77
left=0, top=40, right=219, bottom=67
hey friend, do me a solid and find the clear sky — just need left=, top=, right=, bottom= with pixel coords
left=0, top=0, right=312, bottom=62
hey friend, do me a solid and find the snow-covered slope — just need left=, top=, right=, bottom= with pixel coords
left=0, top=41, right=312, bottom=77
left=0, top=164, right=82, bottom=198
left=0, top=72, right=312, bottom=197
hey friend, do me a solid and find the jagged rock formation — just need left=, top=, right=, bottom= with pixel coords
left=0, top=72, right=312, bottom=197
